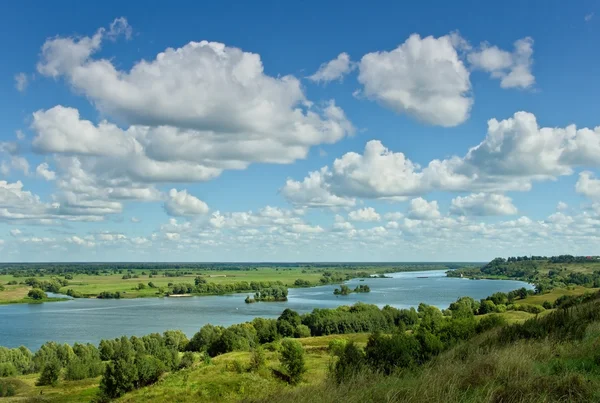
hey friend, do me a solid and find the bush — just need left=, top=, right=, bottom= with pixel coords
left=28, top=288, right=47, bottom=300
left=328, top=338, right=348, bottom=356
left=280, top=339, right=306, bottom=385
left=178, top=352, right=195, bottom=369
left=295, top=324, right=311, bottom=338
left=36, top=360, right=61, bottom=386
left=542, top=301, right=553, bottom=309
left=249, top=347, right=266, bottom=372
left=0, top=380, right=16, bottom=397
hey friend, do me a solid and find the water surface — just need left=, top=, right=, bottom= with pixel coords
left=0, top=270, right=531, bottom=350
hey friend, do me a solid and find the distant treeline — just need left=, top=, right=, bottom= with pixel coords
left=0, top=262, right=480, bottom=277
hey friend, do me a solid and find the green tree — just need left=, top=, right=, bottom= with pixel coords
left=279, top=339, right=306, bottom=385
left=99, top=356, right=138, bottom=399
left=36, top=360, right=61, bottom=386
left=28, top=288, right=47, bottom=300
left=332, top=342, right=366, bottom=384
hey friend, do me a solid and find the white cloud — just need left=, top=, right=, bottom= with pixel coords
left=358, top=33, right=472, bottom=127
left=14, top=73, right=28, bottom=92
left=308, top=52, right=354, bottom=83
left=557, top=201, right=568, bottom=211
left=281, top=168, right=355, bottom=208
left=585, top=13, right=594, bottom=22
left=67, top=235, right=95, bottom=247
left=407, top=198, right=441, bottom=220
left=131, top=216, right=141, bottom=223
left=10, top=229, right=22, bottom=237
left=164, top=188, right=209, bottom=216
left=284, top=112, right=600, bottom=201
left=288, top=223, right=324, bottom=234
left=35, top=22, right=353, bottom=174
left=36, top=163, right=56, bottom=181
left=576, top=171, right=600, bottom=200
left=348, top=207, right=381, bottom=222
left=450, top=193, right=518, bottom=216
left=468, top=37, right=535, bottom=89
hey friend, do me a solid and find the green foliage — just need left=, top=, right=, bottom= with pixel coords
left=163, top=330, right=189, bottom=352
left=331, top=342, right=366, bottom=384
left=100, top=356, right=138, bottom=399
left=354, top=284, right=370, bottom=293
left=249, top=346, right=266, bottom=372
left=36, top=359, right=61, bottom=386
left=252, top=318, right=279, bottom=343
left=295, top=324, right=311, bottom=338
left=178, top=352, right=195, bottom=369
left=0, top=362, right=17, bottom=377
left=280, top=339, right=306, bottom=385
left=327, top=338, right=348, bottom=357
left=135, top=355, right=165, bottom=387
left=333, top=285, right=352, bottom=295
left=65, top=343, right=103, bottom=380
left=27, top=288, right=47, bottom=300
left=0, top=379, right=16, bottom=397
left=0, top=346, right=34, bottom=375
left=187, top=324, right=224, bottom=353
left=365, top=331, right=421, bottom=374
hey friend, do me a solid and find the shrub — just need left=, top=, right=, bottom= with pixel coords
left=0, top=380, right=16, bottom=397
left=178, top=352, right=195, bottom=369
left=249, top=347, right=266, bottom=372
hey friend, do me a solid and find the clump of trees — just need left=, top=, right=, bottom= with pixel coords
left=97, top=291, right=121, bottom=299
left=27, top=289, right=47, bottom=300
left=245, top=286, right=288, bottom=303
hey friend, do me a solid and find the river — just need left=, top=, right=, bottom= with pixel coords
left=0, top=270, right=532, bottom=350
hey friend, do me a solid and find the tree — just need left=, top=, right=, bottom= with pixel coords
left=332, top=342, right=366, bottom=384
left=279, top=339, right=306, bottom=385
left=100, top=357, right=138, bottom=399
left=28, top=289, right=46, bottom=300
left=36, top=360, right=61, bottom=386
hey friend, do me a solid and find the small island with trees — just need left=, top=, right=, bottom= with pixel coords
left=333, top=284, right=371, bottom=295
left=245, top=286, right=288, bottom=303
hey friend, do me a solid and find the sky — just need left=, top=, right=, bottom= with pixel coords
left=0, top=0, right=599, bottom=262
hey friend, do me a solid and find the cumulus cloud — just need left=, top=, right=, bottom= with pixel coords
left=308, top=52, right=354, bottom=83
left=36, top=163, right=56, bottom=181
left=281, top=168, right=355, bottom=208
left=31, top=20, right=354, bottom=211
left=358, top=33, right=472, bottom=127
left=348, top=207, right=381, bottom=222
left=164, top=188, right=209, bottom=216
left=284, top=112, right=600, bottom=201
left=14, top=73, right=28, bottom=92
left=576, top=171, right=600, bottom=200
left=468, top=37, right=535, bottom=89
left=450, top=193, right=518, bottom=216
left=557, top=201, right=568, bottom=211
left=407, top=197, right=441, bottom=220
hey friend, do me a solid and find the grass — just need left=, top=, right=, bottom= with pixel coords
left=0, top=284, right=68, bottom=305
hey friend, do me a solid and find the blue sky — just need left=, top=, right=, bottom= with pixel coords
left=0, top=1, right=599, bottom=262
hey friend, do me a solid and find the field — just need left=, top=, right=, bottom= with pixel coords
left=0, top=263, right=467, bottom=304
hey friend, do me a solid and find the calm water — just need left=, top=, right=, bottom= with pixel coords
left=0, top=270, right=531, bottom=350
